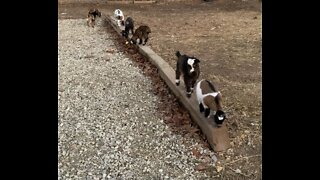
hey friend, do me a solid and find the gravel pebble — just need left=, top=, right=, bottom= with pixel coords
left=58, top=19, right=213, bottom=179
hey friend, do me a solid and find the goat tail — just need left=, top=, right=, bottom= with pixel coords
left=175, top=51, right=181, bottom=58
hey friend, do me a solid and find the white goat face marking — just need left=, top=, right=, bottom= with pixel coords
left=176, top=79, right=180, bottom=83
left=114, top=9, right=124, bottom=20
left=218, top=116, right=224, bottom=121
left=211, top=92, right=219, bottom=97
left=115, top=9, right=122, bottom=16
left=187, top=58, right=195, bottom=73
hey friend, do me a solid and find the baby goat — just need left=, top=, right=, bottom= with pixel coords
left=195, top=79, right=226, bottom=127
left=130, top=25, right=151, bottom=45
left=175, top=51, right=200, bottom=98
left=122, top=17, right=134, bottom=39
left=87, top=8, right=101, bottom=28
left=88, top=8, right=101, bottom=19
left=114, top=9, right=125, bottom=26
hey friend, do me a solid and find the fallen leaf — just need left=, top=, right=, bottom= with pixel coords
left=195, top=162, right=208, bottom=171
left=192, top=148, right=201, bottom=159
left=203, top=142, right=210, bottom=148
left=190, top=127, right=200, bottom=134
left=105, top=49, right=116, bottom=53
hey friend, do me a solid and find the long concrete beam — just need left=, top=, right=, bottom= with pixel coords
left=105, top=15, right=230, bottom=152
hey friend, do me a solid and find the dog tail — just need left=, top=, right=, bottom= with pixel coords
left=175, top=51, right=181, bottom=58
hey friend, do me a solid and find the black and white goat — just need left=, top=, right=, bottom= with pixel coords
left=175, top=51, right=200, bottom=98
left=114, top=9, right=125, bottom=26
left=195, top=79, right=226, bottom=127
left=122, top=17, right=134, bottom=39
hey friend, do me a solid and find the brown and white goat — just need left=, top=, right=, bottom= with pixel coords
left=87, top=8, right=101, bottom=28
left=195, top=79, right=226, bottom=126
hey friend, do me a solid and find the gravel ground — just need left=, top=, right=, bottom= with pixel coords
left=58, top=19, right=216, bottom=179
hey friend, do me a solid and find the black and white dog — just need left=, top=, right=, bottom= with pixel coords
left=195, top=79, right=226, bottom=127
left=175, top=51, right=200, bottom=98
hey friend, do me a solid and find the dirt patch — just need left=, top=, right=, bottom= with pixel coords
left=59, top=0, right=262, bottom=178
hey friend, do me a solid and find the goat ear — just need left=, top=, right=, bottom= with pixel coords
left=195, top=59, right=200, bottom=63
